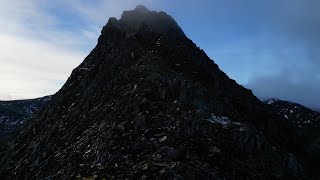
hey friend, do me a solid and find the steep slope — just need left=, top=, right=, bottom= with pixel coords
left=0, top=96, right=51, bottom=141
left=0, top=6, right=309, bottom=179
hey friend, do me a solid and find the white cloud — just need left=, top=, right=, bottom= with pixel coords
left=0, top=0, right=156, bottom=100
left=0, top=32, right=86, bottom=100
left=0, top=1, right=85, bottom=100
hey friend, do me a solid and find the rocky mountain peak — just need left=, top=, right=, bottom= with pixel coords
left=103, top=6, right=185, bottom=39
left=133, top=5, right=150, bottom=13
left=0, top=6, right=313, bottom=179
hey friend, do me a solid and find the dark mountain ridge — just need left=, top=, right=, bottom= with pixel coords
left=0, top=6, right=312, bottom=179
left=263, top=98, right=320, bottom=130
left=263, top=98, right=320, bottom=176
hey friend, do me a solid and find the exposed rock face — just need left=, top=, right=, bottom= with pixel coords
left=0, top=6, right=310, bottom=179
left=0, top=96, right=51, bottom=141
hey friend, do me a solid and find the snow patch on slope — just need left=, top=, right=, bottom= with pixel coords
left=206, top=114, right=231, bottom=125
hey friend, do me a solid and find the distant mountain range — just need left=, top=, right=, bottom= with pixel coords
left=0, top=96, right=51, bottom=141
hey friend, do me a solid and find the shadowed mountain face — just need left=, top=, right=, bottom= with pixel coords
left=263, top=98, right=320, bottom=176
left=0, top=96, right=51, bottom=141
left=0, top=6, right=312, bottom=179
left=263, top=99, right=320, bottom=131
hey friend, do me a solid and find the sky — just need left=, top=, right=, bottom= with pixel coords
left=0, top=0, right=319, bottom=110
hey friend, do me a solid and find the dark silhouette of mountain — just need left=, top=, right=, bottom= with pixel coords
left=0, top=96, right=51, bottom=141
left=0, top=6, right=312, bottom=179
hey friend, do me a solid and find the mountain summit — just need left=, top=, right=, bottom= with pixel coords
left=105, top=5, right=185, bottom=41
left=0, top=6, right=310, bottom=179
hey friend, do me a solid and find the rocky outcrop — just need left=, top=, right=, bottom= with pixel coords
left=0, top=6, right=310, bottom=179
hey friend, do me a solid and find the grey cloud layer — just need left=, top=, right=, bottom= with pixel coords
left=233, top=0, right=320, bottom=109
